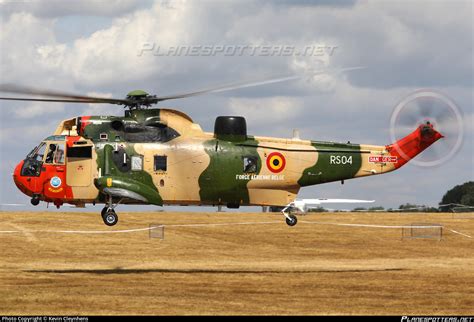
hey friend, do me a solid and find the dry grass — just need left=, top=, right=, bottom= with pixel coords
left=0, top=211, right=473, bottom=315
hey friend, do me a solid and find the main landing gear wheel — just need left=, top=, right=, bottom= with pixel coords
left=101, top=195, right=124, bottom=226
left=285, top=214, right=298, bottom=226
left=102, top=208, right=118, bottom=226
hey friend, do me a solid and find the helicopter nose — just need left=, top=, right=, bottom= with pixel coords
left=13, top=161, right=22, bottom=184
left=12, top=161, right=29, bottom=196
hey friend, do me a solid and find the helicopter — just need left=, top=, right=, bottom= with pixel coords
left=0, top=71, right=453, bottom=227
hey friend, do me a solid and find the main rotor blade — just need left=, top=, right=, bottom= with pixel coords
left=0, top=84, right=128, bottom=105
left=0, top=97, right=111, bottom=103
left=0, top=66, right=365, bottom=106
left=155, top=66, right=365, bottom=102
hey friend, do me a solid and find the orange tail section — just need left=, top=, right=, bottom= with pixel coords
left=386, top=122, right=443, bottom=169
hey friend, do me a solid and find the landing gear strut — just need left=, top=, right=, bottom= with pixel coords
left=100, top=195, right=123, bottom=226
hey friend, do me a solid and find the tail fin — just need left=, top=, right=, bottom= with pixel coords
left=386, top=122, right=443, bottom=169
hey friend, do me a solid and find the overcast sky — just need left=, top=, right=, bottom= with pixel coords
left=0, top=0, right=472, bottom=213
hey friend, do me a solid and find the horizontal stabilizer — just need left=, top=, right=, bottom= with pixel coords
left=298, top=198, right=375, bottom=205
left=284, top=198, right=375, bottom=214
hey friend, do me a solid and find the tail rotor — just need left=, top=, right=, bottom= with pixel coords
left=390, top=90, right=463, bottom=167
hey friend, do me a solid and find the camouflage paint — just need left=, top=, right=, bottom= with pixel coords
left=94, top=143, right=162, bottom=205
left=298, top=142, right=363, bottom=187
left=198, top=136, right=261, bottom=206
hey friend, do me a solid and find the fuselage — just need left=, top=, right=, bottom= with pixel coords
left=12, top=108, right=442, bottom=209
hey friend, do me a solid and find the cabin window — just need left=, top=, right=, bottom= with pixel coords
left=131, top=156, right=143, bottom=171
left=67, top=146, right=92, bottom=158
left=100, top=133, right=108, bottom=141
left=243, top=156, right=257, bottom=173
left=154, top=155, right=167, bottom=172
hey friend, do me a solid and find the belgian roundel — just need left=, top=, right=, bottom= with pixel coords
left=266, top=152, right=286, bottom=173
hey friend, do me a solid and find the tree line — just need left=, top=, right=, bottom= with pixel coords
left=347, top=181, right=474, bottom=213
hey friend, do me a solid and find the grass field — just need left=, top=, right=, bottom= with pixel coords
left=0, top=211, right=473, bottom=315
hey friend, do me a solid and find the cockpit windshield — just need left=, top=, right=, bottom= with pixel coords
left=22, top=142, right=46, bottom=177
left=26, top=142, right=46, bottom=162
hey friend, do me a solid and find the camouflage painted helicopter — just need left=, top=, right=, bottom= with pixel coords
left=0, top=73, right=446, bottom=227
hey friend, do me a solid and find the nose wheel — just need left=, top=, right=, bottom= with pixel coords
left=31, top=195, right=40, bottom=206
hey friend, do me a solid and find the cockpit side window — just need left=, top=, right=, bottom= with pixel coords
left=45, top=144, right=55, bottom=163
left=44, top=142, right=65, bottom=165
left=35, top=143, right=46, bottom=162
left=55, top=143, right=65, bottom=164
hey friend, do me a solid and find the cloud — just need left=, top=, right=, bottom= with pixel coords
left=82, top=92, right=118, bottom=115
left=229, top=96, right=303, bottom=124
left=5, top=1, right=471, bottom=92
left=12, top=102, right=65, bottom=119
left=0, top=123, right=58, bottom=148
left=26, top=1, right=201, bottom=87
left=0, top=0, right=151, bottom=18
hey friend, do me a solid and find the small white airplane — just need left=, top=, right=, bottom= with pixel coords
left=282, top=198, right=375, bottom=226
